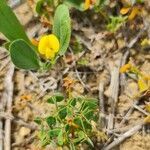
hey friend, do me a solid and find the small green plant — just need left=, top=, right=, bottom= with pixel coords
left=107, top=15, right=127, bottom=32
left=0, top=0, right=71, bottom=71
left=35, top=93, right=99, bottom=149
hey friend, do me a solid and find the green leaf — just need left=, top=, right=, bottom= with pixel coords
left=83, top=120, right=92, bottom=130
left=73, top=131, right=85, bottom=144
left=53, top=4, right=71, bottom=56
left=75, top=116, right=92, bottom=130
left=74, top=117, right=82, bottom=129
left=69, top=143, right=76, bottom=150
left=34, top=117, right=42, bottom=125
left=81, top=99, right=98, bottom=110
left=57, top=129, right=64, bottom=146
left=65, top=124, right=70, bottom=132
left=86, top=137, right=94, bottom=147
left=69, top=98, right=77, bottom=107
left=36, top=0, right=45, bottom=15
left=47, top=93, right=64, bottom=104
left=83, top=110, right=95, bottom=120
left=9, top=39, right=40, bottom=70
left=39, top=129, right=50, bottom=147
left=48, top=128, right=61, bottom=138
left=46, top=116, right=56, bottom=127
left=58, top=107, right=67, bottom=119
left=0, top=0, right=29, bottom=42
left=107, top=16, right=127, bottom=33
left=3, top=41, right=11, bottom=50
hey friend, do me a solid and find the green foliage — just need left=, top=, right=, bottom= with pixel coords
left=34, top=117, right=42, bottom=125
left=0, top=1, right=71, bottom=71
left=10, top=39, right=40, bottom=70
left=47, top=93, right=64, bottom=103
left=0, top=0, right=29, bottom=42
left=107, top=16, right=127, bottom=32
left=53, top=4, right=71, bottom=56
left=35, top=94, right=99, bottom=149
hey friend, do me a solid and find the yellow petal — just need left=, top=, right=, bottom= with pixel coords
left=145, top=104, right=150, bottom=113
left=120, top=7, right=130, bottom=15
left=141, top=38, right=150, bottom=47
left=144, top=115, right=150, bottom=124
left=128, top=7, right=139, bottom=20
left=120, top=63, right=132, bottom=73
left=138, top=78, right=149, bottom=93
left=38, top=35, right=49, bottom=54
left=85, top=0, right=90, bottom=10
left=45, top=48, right=55, bottom=59
left=47, top=34, right=60, bottom=53
left=38, top=34, right=60, bottom=59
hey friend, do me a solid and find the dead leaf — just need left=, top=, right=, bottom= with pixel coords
left=128, top=7, right=140, bottom=20
left=120, top=7, right=130, bottom=15
left=63, top=54, right=75, bottom=64
left=20, top=94, right=32, bottom=101
left=63, top=77, right=76, bottom=91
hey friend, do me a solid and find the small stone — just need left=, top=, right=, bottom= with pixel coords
left=19, top=127, right=31, bottom=137
left=117, top=38, right=125, bottom=49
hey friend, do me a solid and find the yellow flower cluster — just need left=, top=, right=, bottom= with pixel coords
left=38, top=34, right=60, bottom=59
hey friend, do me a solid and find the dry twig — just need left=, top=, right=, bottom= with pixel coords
left=3, top=64, right=15, bottom=150
left=107, top=58, right=122, bottom=130
left=120, top=50, right=130, bottom=93
left=99, top=82, right=106, bottom=128
left=103, top=123, right=143, bottom=150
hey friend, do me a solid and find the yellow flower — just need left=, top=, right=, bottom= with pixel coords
left=138, top=77, right=149, bottom=93
left=120, top=63, right=132, bottom=73
left=85, top=0, right=91, bottom=10
left=128, top=7, right=140, bottom=20
left=141, top=38, right=150, bottom=47
left=38, top=34, right=60, bottom=59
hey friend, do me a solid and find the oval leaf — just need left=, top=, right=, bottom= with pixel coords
left=46, top=116, right=56, bottom=127
left=53, top=4, right=71, bottom=56
left=58, top=107, right=67, bottom=119
left=10, top=39, right=40, bottom=70
left=47, top=93, right=64, bottom=104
